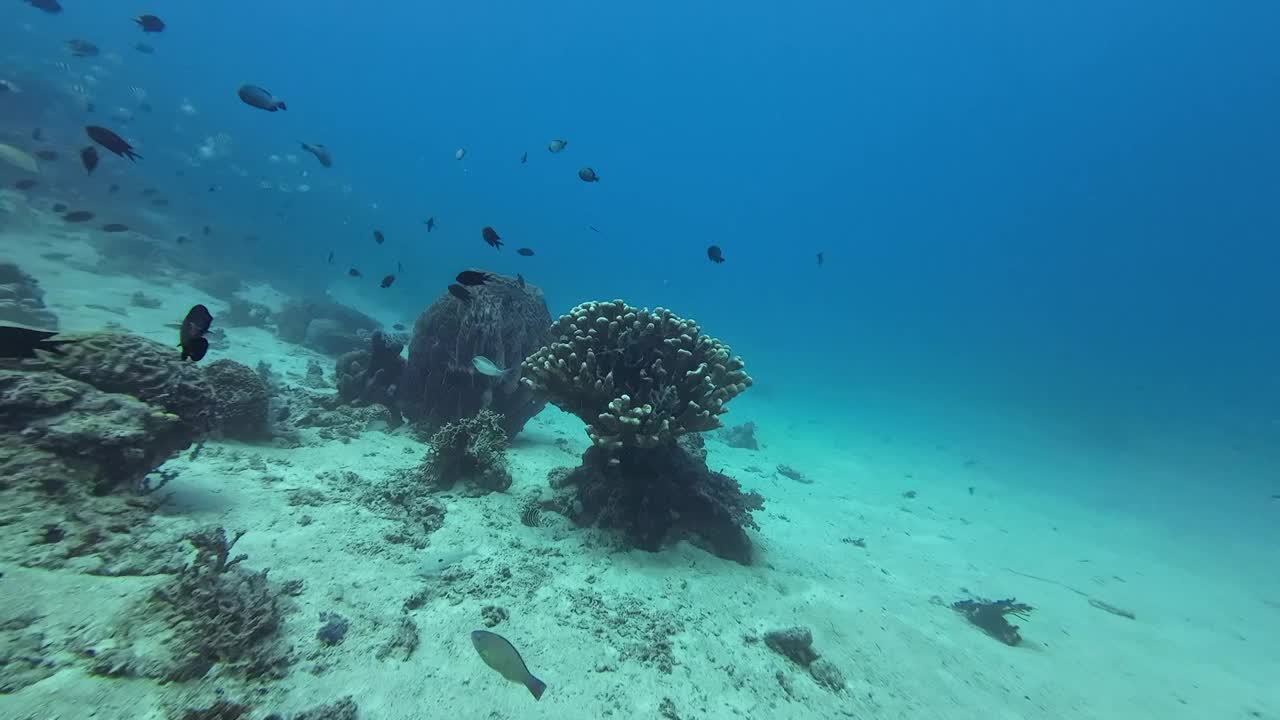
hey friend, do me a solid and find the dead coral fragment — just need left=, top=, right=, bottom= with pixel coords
left=952, top=597, right=1033, bottom=646
left=421, top=409, right=512, bottom=493
left=521, top=300, right=751, bottom=450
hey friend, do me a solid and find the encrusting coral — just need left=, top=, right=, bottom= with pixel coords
left=204, top=358, right=271, bottom=440
left=521, top=300, right=752, bottom=450
left=417, top=409, right=512, bottom=493
left=522, top=300, right=763, bottom=563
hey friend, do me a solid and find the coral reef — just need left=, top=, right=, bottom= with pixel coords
left=93, top=528, right=291, bottom=680
left=398, top=274, right=551, bottom=436
left=204, top=359, right=272, bottom=441
left=0, top=261, right=58, bottom=329
left=550, top=434, right=763, bottom=563
left=276, top=297, right=379, bottom=355
left=952, top=597, right=1034, bottom=646
left=223, top=297, right=273, bottom=328
left=415, top=409, right=512, bottom=493
left=521, top=300, right=751, bottom=450
left=335, top=330, right=405, bottom=415
left=522, top=301, right=761, bottom=562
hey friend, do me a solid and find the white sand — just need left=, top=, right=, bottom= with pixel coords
left=1, top=220, right=1277, bottom=720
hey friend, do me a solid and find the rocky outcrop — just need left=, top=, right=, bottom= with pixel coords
left=335, top=330, right=405, bottom=414
left=276, top=297, right=379, bottom=355
left=0, top=262, right=58, bottom=329
left=204, top=359, right=271, bottom=441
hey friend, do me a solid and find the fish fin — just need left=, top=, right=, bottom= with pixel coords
left=527, top=676, right=547, bottom=701
left=277, top=102, right=288, bottom=111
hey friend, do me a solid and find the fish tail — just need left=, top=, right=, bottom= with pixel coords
left=277, top=101, right=288, bottom=111
left=526, top=677, right=547, bottom=701
left=126, top=150, right=142, bottom=161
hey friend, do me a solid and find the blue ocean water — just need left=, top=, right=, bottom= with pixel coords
left=2, top=1, right=1279, bottom=718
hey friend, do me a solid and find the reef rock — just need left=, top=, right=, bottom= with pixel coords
left=277, top=297, right=380, bottom=355
left=399, top=274, right=551, bottom=436
left=204, top=358, right=271, bottom=441
left=335, top=330, right=405, bottom=416
left=0, top=262, right=58, bottom=329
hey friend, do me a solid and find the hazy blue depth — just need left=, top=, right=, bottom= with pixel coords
left=9, top=1, right=1278, bottom=448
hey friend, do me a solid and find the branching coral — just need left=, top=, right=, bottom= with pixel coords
left=420, top=409, right=512, bottom=493
left=521, top=300, right=751, bottom=450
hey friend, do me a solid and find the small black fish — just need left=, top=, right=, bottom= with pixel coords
left=52, top=203, right=67, bottom=213
left=588, top=225, right=600, bottom=233
left=455, top=270, right=491, bottom=286
left=34, top=149, right=58, bottom=161
left=179, top=304, right=213, bottom=362
left=25, top=0, right=63, bottom=15
left=208, top=184, right=218, bottom=192
left=578, top=167, right=599, bottom=183
left=176, top=235, right=189, bottom=244
left=14, top=179, right=37, bottom=191
left=108, top=183, right=119, bottom=194
left=151, top=197, right=169, bottom=207
left=31, top=128, right=43, bottom=141
left=707, top=245, right=725, bottom=263
left=203, top=225, right=212, bottom=236
left=67, top=39, right=99, bottom=58
left=816, top=251, right=824, bottom=266
left=349, top=268, right=362, bottom=277
left=134, top=42, right=155, bottom=54
left=63, top=210, right=94, bottom=223
left=520, top=151, right=528, bottom=164
left=447, top=284, right=471, bottom=302
left=238, top=84, right=287, bottom=112
left=481, top=226, right=503, bottom=250
left=517, top=273, right=526, bottom=289
left=373, top=229, right=385, bottom=245
left=393, top=323, right=406, bottom=331
left=80, top=145, right=99, bottom=174
left=101, top=223, right=129, bottom=233
left=381, top=274, right=396, bottom=289
left=327, top=251, right=334, bottom=264
left=141, top=188, right=157, bottom=196
left=397, top=261, right=403, bottom=273
left=425, top=217, right=435, bottom=232
left=85, top=126, right=141, bottom=161
left=301, top=142, right=332, bottom=167
left=85, top=102, right=95, bottom=113
left=516, top=248, right=534, bottom=257
left=135, top=14, right=166, bottom=32
left=0, top=326, right=74, bottom=359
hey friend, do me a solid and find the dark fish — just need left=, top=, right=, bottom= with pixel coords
left=151, top=198, right=169, bottom=207
left=85, top=126, right=141, bottom=161
left=455, top=270, right=491, bottom=286
left=67, top=39, right=99, bottom=58
left=178, top=304, right=213, bottom=362
left=381, top=274, right=396, bottom=289
left=25, top=0, right=63, bottom=15
left=63, top=210, right=94, bottom=222
left=203, top=225, right=212, bottom=236
left=301, top=142, right=332, bottom=167
left=108, top=183, right=119, bottom=194
left=176, top=235, right=189, bottom=244
left=481, top=226, right=503, bottom=250
left=135, top=14, right=166, bottom=32
left=0, top=326, right=74, bottom=359
left=14, top=179, right=37, bottom=191
left=447, top=283, right=471, bottom=302
left=517, top=273, right=526, bottom=289
left=520, top=151, right=527, bottom=164
left=134, top=42, right=155, bottom=54
left=397, top=261, right=403, bottom=273
left=393, top=323, right=406, bottom=331
left=425, top=216, right=435, bottom=232
left=516, top=248, right=534, bottom=257
left=34, top=150, right=58, bottom=161
left=588, top=225, right=600, bottom=233
left=52, top=203, right=67, bottom=212
left=79, top=145, right=99, bottom=174
left=101, top=223, right=129, bottom=233
left=238, top=84, right=287, bottom=112
left=208, top=184, right=218, bottom=192
left=471, top=630, right=547, bottom=701
left=349, top=268, right=362, bottom=277
left=578, top=167, right=599, bottom=182
left=817, top=251, right=824, bottom=266
left=141, top=188, right=157, bottom=197
left=31, top=128, right=43, bottom=141
left=707, top=245, right=725, bottom=263
left=373, top=229, right=385, bottom=245
left=327, top=251, right=334, bottom=264
left=85, top=102, right=95, bottom=113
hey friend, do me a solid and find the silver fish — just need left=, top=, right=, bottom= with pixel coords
left=471, top=355, right=510, bottom=377
left=470, top=630, right=546, bottom=700
left=547, top=138, right=567, bottom=153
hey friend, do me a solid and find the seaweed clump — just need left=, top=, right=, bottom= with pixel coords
left=522, top=300, right=762, bottom=563
left=952, top=597, right=1034, bottom=646
left=417, top=409, right=511, bottom=493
